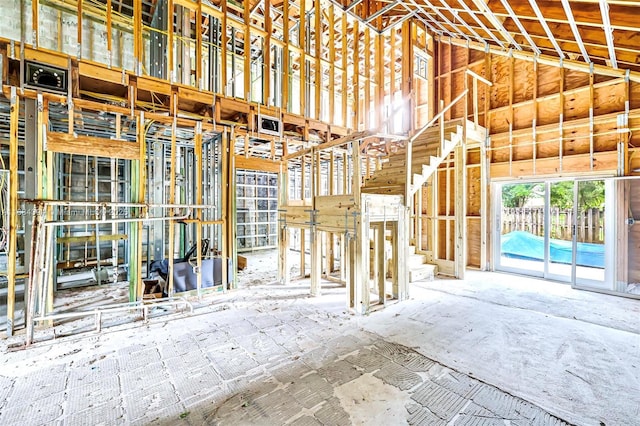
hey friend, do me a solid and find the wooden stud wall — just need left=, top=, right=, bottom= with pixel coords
left=432, top=38, right=640, bottom=269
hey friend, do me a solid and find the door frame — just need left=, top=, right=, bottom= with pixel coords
left=492, top=178, right=610, bottom=286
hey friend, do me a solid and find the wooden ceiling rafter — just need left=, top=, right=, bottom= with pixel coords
left=328, top=0, right=640, bottom=72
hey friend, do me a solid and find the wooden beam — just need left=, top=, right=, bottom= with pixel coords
left=283, top=130, right=373, bottom=160
left=234, top=155, right=282, bottom=173
left=46, top=132, right=140, bottom=160
left=441, top=37, right=640, bottom=83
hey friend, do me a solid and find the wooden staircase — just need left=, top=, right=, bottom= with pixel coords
left=407, top=245, right=437, bottom=283
left=362, top=119, right=485, bottom=196
left=362, top=119, right=487, bottom=282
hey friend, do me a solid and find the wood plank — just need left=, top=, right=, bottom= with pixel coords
left=24, top=47, right=69, bottom=69
left=234, top=156, right=282, bottom=173
left=237, top=254, right=247, bottom=270
left=57, top=234, right=128, bottom=244
left=178, top=86, right=214, bottom=105
left=490, top=151, right=618, bottom=178
left=79, top=61, right=127, bottom=85
left=47, top=132, right=140, bottom=160
left=136, top=76, right=172, bottom=95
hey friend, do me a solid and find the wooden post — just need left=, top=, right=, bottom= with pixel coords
left=353, top=20, right=360, bottom=129
left=355, top=208, right=370, bottom=313
left=310, top=228, right=321, bottom=296
left=340, top=233, right=346, bottom=283
left=77, top=0, right=82, bottom=58
left=394, top=207, right=409, bottom=301
left=480, top=131, right=488, bottom=271
left=244, top=0, right=251, bottom=100
left=264, top=0, right=271, bottom=103
left=328, top=4, right=335, bottom=123
left=314, top=0, right=321, bottom=120
left=282, top=0, right=289, bottom=111
left=221, top=0, right=227, bottom=93
left=196, top=3, right=203, bottom=88
left=278, top=224, right=290, bottom=285
left=106, top=0, right=112, bottom=67
left=134, top=0, right=142, bottom=73
left=348, top=236, right=355, bottom=308
left=416, top=188, right=423, bottom=251
left=299, top=0, right=306, bottom=116
left=454, top=142, right=466, bottom=279
left=328, top=150, right=335, bottom=273
left=297, top=227, right=305, bottom=278
left=364, top=27, right=370, bottom=130
left=341, top=13, right=348, bottom=127
left=375, top=223, right=385, bottom=305
left=278, top=163, right=290, bottom=285
left=401, top=20, right=413, bottom=134
left=310, top=148, right=321, bottom=295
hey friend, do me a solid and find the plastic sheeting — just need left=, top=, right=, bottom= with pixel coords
left=501, top=231, right=604, bottom=268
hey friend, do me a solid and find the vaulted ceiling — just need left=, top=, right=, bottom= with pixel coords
left=335, top=0, right=640, bottom=72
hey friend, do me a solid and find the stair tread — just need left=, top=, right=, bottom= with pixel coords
left=409, top=263, right=437, bottom=271
left=362, top=120, right=487, bottom=195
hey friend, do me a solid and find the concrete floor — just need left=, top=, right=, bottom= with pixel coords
left=0, top=251, right=638, bottom=425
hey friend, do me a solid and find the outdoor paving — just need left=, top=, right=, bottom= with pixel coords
left=0, top=281, right=572, bottom=426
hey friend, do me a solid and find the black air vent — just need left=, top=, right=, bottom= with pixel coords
left=24, top=61, right=68, bottom=93
left=258, top=115, right=281, bottom=137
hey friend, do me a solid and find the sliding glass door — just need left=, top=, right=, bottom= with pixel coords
left=497, top=182, right=546, bottom=277
left=545, top=181, right=575, bottom=282
left=572, top=179, right=610, bottom=290
left=495, top=179, right=609, bottom=287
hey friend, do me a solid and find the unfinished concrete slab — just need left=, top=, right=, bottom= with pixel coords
left=4, top=260, right=635, bottom=425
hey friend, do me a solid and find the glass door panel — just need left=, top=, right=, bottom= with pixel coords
left=546, top=181, right=574, bottom=282
left=497, top=183, right=545, bottom=276
left=573, top=179, right=607, bottom=288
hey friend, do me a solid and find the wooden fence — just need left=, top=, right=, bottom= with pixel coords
left=501, top=207, right=604, bottom=243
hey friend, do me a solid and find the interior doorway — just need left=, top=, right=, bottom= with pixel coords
left=494, top=179, right=610, bottom=289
